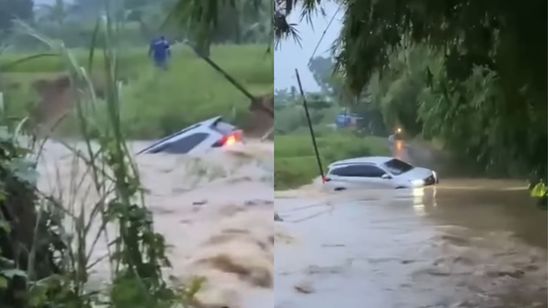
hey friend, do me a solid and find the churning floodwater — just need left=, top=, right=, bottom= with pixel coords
left=34, top=138, right=547, bottom=307
left=275, top=139, right=546, bottom=307
left=36, top=139, right=274, bottom=308
left=275, top=179, right=547, bottom=307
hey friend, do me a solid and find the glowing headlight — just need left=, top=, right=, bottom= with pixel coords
left=411, top=179, right=424, bottom=186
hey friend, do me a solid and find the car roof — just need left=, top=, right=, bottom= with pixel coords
left=328, top=156, right=395, bottom=168
left=136, top=116, right=224, bottom=155
left=200, top=116, right=224, bottom=127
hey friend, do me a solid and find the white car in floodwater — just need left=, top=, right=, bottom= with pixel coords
left=137, top=116, right=243, bottom=155
left=324, top=156, right=438, bottom=191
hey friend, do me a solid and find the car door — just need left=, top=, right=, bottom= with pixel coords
left=329, top=164, right=391, bottom=189
left=328, top=165, right=360, bottom=188
left=347, top=164, right=393, bottom=188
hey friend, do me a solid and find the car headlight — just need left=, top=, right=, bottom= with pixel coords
left=411, top=179, right=424, bottom=186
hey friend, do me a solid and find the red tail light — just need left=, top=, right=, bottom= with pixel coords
left=322, top=176, right=331, bottom=183
left=224, top=134, right=237, bottom=146
left=214, top=130, right=242, bottom=147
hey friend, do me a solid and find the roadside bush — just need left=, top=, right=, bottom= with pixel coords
left=9, top=22, right=146, bottom=50
left=0, top=19, right=193, bottom=308
left=274, top=133, right=389, bottom=189
left=0, top=44, right=273, bottom=138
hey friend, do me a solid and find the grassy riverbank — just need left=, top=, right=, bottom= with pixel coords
left=0, top=44, right=273, bottom=138
left=274, top=133, right=390, bottom=190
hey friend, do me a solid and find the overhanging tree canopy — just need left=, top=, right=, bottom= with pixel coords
left=291, top=0, right=546, bottom=175
left=166, top=0, right=546, bottom=174
left=333, top=0, right=546, bottom=97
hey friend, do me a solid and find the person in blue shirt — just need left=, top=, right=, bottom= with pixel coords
left=148, top=36, right=171, bottom=70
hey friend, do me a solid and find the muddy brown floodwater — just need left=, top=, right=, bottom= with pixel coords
left=37, top=139, right=274, bottom=308
left=275, top=141, right=547, bottom=308
left=35, top=137, right=547, bottom=308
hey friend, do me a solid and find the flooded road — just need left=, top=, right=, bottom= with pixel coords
left=275, top=183, right=547, bottom=308
left=35, top=137, right=547, bottom=307
left=37, top=140, right=274, bottom=308
left=275, top=140, right=547, bottom=308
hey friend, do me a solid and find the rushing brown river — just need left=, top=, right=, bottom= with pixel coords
left=34, top=138, right=547, bottom=307
left=36, top=139, right=274, bottom=308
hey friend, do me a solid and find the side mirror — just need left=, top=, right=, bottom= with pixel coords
left=381, top=174, right=392, bottom=180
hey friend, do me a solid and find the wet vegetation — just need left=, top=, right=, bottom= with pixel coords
left=274, top=78, right=389, bottom=189
left=289, top=0, right=546, bottom=178
left=271, top=0, right=546, bottom=187
left=275, top=133, right=388, bottom=189
left=0, top=19, right=194, bottom=308
left=1, top=45, right=272, bottom=138
left=282, top=0, right=547, bottom=179
left=273, top=57, right=390, bottom=189
left=0, top=0, right=273, bottom=139
left=0, top=0, right=273, bottom=307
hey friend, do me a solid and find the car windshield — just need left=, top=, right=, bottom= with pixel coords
left=383, top=159, right=414, bottom=175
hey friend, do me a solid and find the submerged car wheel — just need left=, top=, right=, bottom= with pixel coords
left=334, top=187, right=346, bottom=191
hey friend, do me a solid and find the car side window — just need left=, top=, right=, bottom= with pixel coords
left=330, top=166, right=353, bottom=176
left=331, top=164, right=385, bottom=177
left=352, top=165, right=385, bottom=177
left=151, top=133, right=209, bottom=154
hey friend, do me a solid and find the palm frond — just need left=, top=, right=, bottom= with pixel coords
left=273, top=0, right=323, bottom=48
left=163, top=0, right=323, bottom=50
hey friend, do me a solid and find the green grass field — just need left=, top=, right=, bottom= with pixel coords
left=0, top=44, right=273, bottom=138
left=275, top=132, right=390, bottom=190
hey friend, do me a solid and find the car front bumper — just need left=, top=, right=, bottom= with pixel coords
left=424, top=173, right=438, bottom=186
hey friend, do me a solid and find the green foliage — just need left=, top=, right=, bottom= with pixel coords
left=334, top=0, right=546, bottom=95
left=418, top=64, right=545, bottom=176
left=164, top=0, right=325, bottom=52
left=275, top=0, right=547, bottom=176
left=274, top=97, right=338, bottom=135
left=263, top=2, right=548, bottom=177
left=308, top=56, right=335, bottom=95
left=366, top=40, right=546, bottom=176
left=273, top=88, right=297, bottom=107
left=308, top=56, right=349, bottom=100
left=275, top=133, right=389, bottom=189
left=273, top=0, right=322, bottom=46
left=275, top=155, right=317, bottom=189
left=18, top=23, right=146, bottom=50
left=0, top=128, right=71, bottom=307
left=304, top=55, right=388, bottom=136
left=330, top=0, right=547, bottom=176
left=165, top=0, right=272, bottom=55
left=0, top=15, right=199, bottom=308
left=117, top=44, right=272, bottom=138
left=274, top=105, right=306, bottom=134
left=366, top=44, right=440, bottom=137
left=0, top=50, right=144, bottom=73
left=1, top=44, right=273, bottom=139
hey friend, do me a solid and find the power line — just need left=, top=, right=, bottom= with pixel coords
left=309, top=5, right=341, bottom=62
